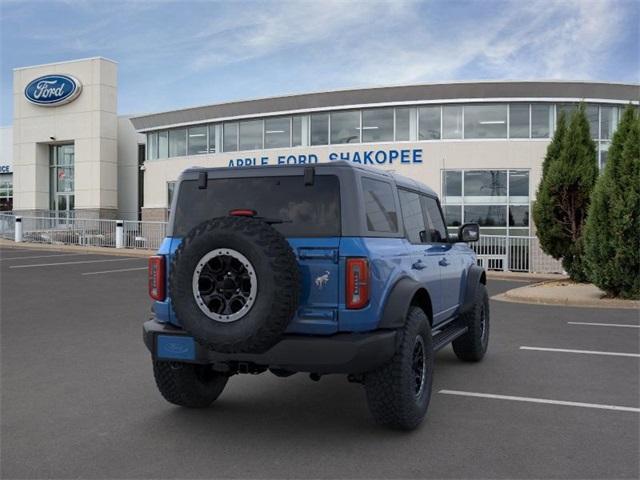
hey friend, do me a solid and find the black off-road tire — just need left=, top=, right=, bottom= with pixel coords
left=452, top=283, right=490, bottom=362
left=153, top=361, right=228, bottom=408
left=170, top=216, right=299, bottom=354
left=364, top=307, right=434, bottom=430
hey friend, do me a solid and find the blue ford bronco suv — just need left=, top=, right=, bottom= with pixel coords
left=144, top=161, right=488, bottom=429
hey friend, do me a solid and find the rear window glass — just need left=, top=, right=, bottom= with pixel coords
left=172, top=175, right=341, bottom=237
left=361, top=177, right=398, bottom=233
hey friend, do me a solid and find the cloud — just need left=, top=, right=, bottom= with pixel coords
left=187, top=0, right=412, bottom=71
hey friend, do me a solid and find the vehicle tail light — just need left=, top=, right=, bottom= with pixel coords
left=148, top=255, right=166, bottom=301
left=346, top=258, right=369, bottom=309
left=229, top=209, right=257, bottom=217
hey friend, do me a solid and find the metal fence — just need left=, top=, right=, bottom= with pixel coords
left=472, top=235, right=564, bottom=274
left=1, top=214, right=563, bottom=272
left=0, top=214, right=167, bottom=251
left=123, top=220, right=167, bottom=250
left=20, top=216, right=118, bottom=247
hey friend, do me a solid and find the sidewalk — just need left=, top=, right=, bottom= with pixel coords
left=0, top=238, right=153, bottom=257
left=494, top=279, right=640, bottom=309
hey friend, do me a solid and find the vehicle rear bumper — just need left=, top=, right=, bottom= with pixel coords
left=143, top=319, right=397, bottom=374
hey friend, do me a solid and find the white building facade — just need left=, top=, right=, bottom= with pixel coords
left=130, top=81, right=638, bottom=239
left=4, top=57, right=638, bottom=238
left=8, top=57, right=142, bottom=219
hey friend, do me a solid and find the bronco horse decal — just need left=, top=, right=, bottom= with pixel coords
left=314, top=270, right=330, bottom=289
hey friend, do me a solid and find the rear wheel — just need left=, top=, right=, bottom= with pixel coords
left=452, top=283, right=490, bottom=362
left=153, top=361, right=228, bottom=408
left=364, top=307, right=433, bottom=430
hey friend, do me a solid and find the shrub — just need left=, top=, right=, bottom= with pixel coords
left=584, top=106, right=640, bottom=298
left=533, top=105, right=598, bottom=281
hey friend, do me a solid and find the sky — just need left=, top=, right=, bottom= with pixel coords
left=0, top=0, right=638, bottom=126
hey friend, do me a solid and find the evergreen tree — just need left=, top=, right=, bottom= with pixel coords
left=532, top=112, right=567, bottom=259
left=533, top=104, right=598, bottom=281
left=584, top=106, right=640, bottom=298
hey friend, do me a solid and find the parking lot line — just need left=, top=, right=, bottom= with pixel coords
left=1, top=253, right=87, bottom=261
left=520, top=346, right=640, bottom=358
left=438, top=390, right=640, bottom=413
left=82, top=267, right=148, bottom=276
left=10, top=258, right=144, bottom=269
left=567, top=321, right=640, bottom=329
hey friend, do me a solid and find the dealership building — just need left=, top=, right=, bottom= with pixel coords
left=4, top=57, right=638, bottom=239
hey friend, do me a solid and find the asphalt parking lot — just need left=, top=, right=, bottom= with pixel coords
left=1, top=245, right=638, bottom=479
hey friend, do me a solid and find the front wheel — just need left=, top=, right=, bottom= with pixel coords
left=153, top=361, right=228, bottom=408
left=452, top=283, right=490, bottom=362
left=364, top=307, right=433, bottom=430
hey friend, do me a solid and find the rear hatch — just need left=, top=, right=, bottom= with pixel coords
left=164, top=172, right=342, bottom=334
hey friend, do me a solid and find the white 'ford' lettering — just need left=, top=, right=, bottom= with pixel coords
left=33, top=80, right=66, bottom=99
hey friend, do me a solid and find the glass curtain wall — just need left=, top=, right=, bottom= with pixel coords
left=49, top=144, right=75, bottom=220
left=442, top=169, right=530, bottom=237
left=0, top=173, right=12, bottom=211
left=142, top=103, right=623, bottom=162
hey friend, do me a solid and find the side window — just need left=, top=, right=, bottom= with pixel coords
left=421, top=196, right=448, bottom=243
left=398, top=189, right=427, bottom=243
left=361, top=177, right=398, bottom=233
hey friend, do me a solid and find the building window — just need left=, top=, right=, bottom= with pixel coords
left=208, top=124, right=217, bottom=153
left=556, top=103, right=577, bottom=120
left=49, top=144, right=75, bottom=216
left=419, top=106, right=441, bottom=140
left=442, top=169, right=530, bottom=236
left=292, top=116, right=303, bottom=147
left=362, top=108, right=394, bottom=143
left=168, top=129, right=187, bottom=157
left=147, top=132, right=158, bottom=160
left=508, top=205, right=529, bottom=227
left=395, top=107, right=411, bottom=141
left=531, top=104, right=552, bottom=138
left=463, top=170, right=507, bottom=202
left=158, top=131, right=168, bottom=159
left=187, top=126, right=207, bottom=156
left=310, top=113, right=329, bottom=145
left=442, top=105, right=463, bottom=139
left=464, top=104, right=507, bottom=139
left=509, top=104, right=529, bottom=139
left=330, top=110, right=360, bottom=144
left=586, top=104, right=599, bottom=140
left=443, top=170, right=462, bottom=199
left=239, top=119, right=263, bottom=150
left=509, top=170, right=529, bottom=201
left=361, top=177, right=398, bottom=233
left=265, top=117, right=291, bottom=149
left=464, top=205, right=507, bottom=227
left=0, top=173, right=12, bottom=211
left=167, top=181, right=176, bottom=208
left=223, top=122, right=239, bottom=152
left=600, top=106, right=619, bottom=140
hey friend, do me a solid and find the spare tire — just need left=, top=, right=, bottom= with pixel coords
left=170, top=216, right=299, bottom=353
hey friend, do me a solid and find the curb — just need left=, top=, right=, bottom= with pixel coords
left=493, top=284, right=640, bottom=310
left=487, top=272, right=568, bottom=282
left=0, top=239, right=154, bottom=258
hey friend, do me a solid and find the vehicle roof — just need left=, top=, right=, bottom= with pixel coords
left=183, top=161, right=437, bottom=197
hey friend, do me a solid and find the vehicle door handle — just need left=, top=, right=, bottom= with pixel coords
left=412, top=260, right=426, bottom=270
left=439, top=258, right=450, bottom=267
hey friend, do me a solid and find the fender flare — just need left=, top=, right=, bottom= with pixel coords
left=460, top=265, right=486, bottom=315
left=378, top=277, right=431, bottom=329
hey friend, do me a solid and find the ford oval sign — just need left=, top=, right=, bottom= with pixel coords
left=24, top=74, right=82, bottom=106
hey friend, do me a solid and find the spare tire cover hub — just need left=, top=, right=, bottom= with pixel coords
left=192, top=248, right=257, bottom=323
